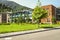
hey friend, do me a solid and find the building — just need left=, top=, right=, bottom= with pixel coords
left=0, top=12, right=12, bottom=23
left=41, top=5, right=59, bottom=24
left=0, top=5, right=60, bottom=23
left=10, top=10, right=32, bottom=23
left=56, top=8, right=60, bottom=23
left=0, top=10, right=32, bottom=23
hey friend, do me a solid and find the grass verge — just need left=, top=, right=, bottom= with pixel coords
left=0, top=23, right=60, bottom=34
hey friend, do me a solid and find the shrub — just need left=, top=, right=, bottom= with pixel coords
left=0, top=23, right=10, bottom=25
left=41, top=26, right=53, bottom=28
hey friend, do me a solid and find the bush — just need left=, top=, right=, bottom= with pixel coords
left=41, top=26, right=53, bottom=28
left=0, top=23, right=10, bottom=25
left=57, top=22, right=60, bottom=24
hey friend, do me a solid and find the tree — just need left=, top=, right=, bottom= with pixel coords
left=32, top=6, right=47, bottom=28
left=25, top=12, right=30, bottom=23
left=52, top=16, right=56, bottom=24
left=0, top=3, right=12, bottom=12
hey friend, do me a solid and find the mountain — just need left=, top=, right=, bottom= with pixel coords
left=0, top=0, right=32, bottom=11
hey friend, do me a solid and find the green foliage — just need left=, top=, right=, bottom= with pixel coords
left=52, top=16, right=56, bottom=23
left=25, top=13, right=30, bottom=23
left=0, top=3, right=12, bottom=12
left=52, top=16, right=56, bottom=21
left=0, top=23, right=10, bottom=25
left=57, top=22, right=60, bottom=24
left=32, top=6, right=47, bottom=22
left=32, top=5, right=47, bottom=28
left=0, top=23, right=59, bottom=34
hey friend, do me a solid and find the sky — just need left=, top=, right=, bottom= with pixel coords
left=8, top=0, right=60, bottom=8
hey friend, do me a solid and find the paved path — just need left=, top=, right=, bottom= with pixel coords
left=0, top=28, right=60, bottom=40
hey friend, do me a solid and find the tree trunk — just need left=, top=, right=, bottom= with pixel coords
left=37, top=19, right=41, bottom=28
left=37, top=19, right=40, bottom=28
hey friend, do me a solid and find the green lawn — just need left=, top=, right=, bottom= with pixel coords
left=0, top=23, right=60, bottom=34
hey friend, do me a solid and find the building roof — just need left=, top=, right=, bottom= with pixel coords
left=42, top=5, right=56, bottom=8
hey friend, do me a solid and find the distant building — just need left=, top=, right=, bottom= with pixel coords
left=41, top=5, right=60, bottom=23
left=0, top=5, right=60, bottom=23
left=10, top=10, right=32, bottom=23
left=56, top=8, right=60, bottom=23
left=0, top=10, right=32, bottom=23
left=0, top=12, right=12, bottom=23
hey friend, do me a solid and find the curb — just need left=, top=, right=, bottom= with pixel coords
left=0, top=29, right=47, bottom=38
left=0, top=28, right=60, bottom=38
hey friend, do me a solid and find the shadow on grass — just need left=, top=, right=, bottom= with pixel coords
left=0, top=27, right=60, bottom=38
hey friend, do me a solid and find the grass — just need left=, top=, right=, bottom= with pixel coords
left=0, top=23, right=60, bottom=34
left=40, top=24, right=60, bottom=28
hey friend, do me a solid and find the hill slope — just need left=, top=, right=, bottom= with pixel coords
left=0, top=0, right=32, bottom=11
